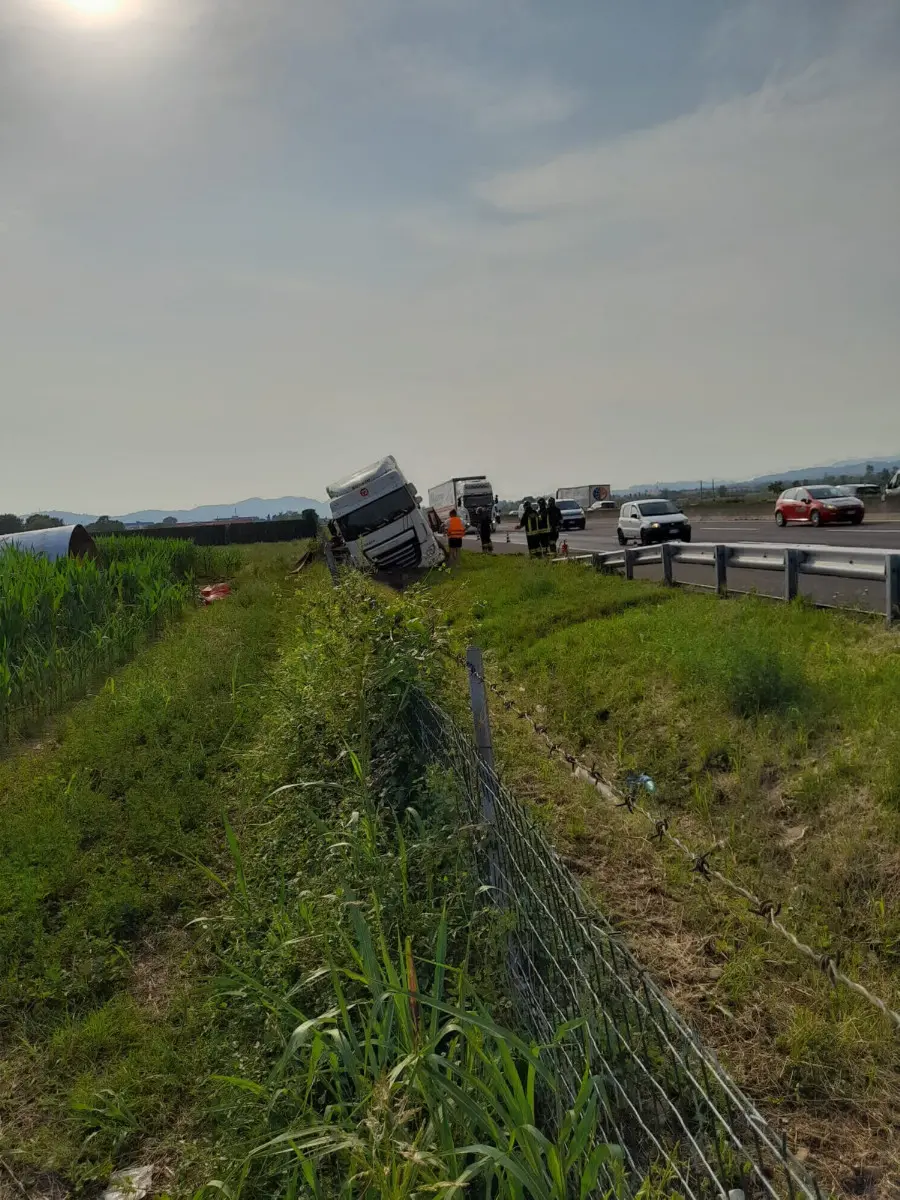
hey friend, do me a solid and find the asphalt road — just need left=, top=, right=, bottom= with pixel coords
left=473, top=515, right=900, bottom=615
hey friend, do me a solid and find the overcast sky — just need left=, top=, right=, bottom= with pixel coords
left=1, top=0, right=898, bottom=512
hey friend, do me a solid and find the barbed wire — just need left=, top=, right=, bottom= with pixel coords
left=454, top=651, right=900, bottom=1033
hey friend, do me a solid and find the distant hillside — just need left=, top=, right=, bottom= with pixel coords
left=40, top=496, right=330, bottom=526
left=625, top=454, right=900, bottom=494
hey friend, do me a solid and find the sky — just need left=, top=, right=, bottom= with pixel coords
left=1, top=0, right=899, bottom=511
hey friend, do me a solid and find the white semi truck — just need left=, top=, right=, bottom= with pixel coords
left=327, top=456, right=444, bottom=571
left=428, top=475, right=496, bottom=532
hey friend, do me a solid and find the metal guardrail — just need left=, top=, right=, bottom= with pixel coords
left=566, top=541, right=900, bottom=626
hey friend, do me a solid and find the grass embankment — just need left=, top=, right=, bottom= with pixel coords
left=2, top=557, right=623, bottom=1199
left=0, top=536, right=239, bottom=743
left=429, top=553, right=900, bottom=1194
left=0, top=544, right=298, bottom=1192
left=186, top=570, right=627, bottom=1199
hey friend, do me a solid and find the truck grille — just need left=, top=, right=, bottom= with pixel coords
left=371, top=536, right=422, bottom=571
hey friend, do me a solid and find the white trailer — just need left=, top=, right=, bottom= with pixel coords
left=555, top=484, right=611, bottom=509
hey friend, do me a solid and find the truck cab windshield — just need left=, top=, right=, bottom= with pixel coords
left=338, top=487, right=416, bottom=539
left=462, top=491, right=493, bottom=512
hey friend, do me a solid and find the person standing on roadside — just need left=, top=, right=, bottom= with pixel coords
left=547, top=497, right=562, bottom=557
left=446, top=508, right=465, bottom=567
left=518, top=500, right=542, bottom=558
left=476, top=507, right=494, bottom=553
left=537, top=497, right=551, bottom=557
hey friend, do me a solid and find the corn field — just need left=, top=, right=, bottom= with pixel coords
left=0, top=538, right=237, bottom=743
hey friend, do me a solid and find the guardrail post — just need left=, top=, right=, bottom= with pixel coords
left=661, top=542, right=674, bottom=586
left=624, top=548, right=637, bottom=580
left=784, top=548, right=800, bottom=603
left=592, top=552, right=601, bottom=572
left=714, top=545, right=728, bottom=596
left=887, top=555, right=900, bottom=628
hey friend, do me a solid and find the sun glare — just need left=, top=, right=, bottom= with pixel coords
left=61, top=0, right=129, bottom=20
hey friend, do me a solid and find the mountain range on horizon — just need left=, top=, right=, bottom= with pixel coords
left=33, top=496, right=331, bottom=527
left=623, top=453, right=900, bottom=494
left=17, top=453, right=900, bottom=523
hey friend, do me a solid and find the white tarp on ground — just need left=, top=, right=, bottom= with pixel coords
left=0, top=524, right=96, bottom=561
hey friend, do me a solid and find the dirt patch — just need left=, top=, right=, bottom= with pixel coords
left=129, top=930, right=191, bottom=1019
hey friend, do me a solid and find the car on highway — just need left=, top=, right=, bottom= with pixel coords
left=555, top=498, right=586, bottom=530
left=617, top=500, right=691, bottom=545
left=774, top=485, right=864, bottom=527
left=589, top=500, right=616, bottom=511
left=837, top=483, right=882, bottom=499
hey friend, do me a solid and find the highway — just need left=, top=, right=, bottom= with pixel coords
left=478, top=515, right=900, bottom=615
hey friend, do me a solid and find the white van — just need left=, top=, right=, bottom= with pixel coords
left=327, top=456, right=444, bottom=571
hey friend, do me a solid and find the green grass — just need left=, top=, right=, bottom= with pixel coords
left=0, top=543, right=307, bottom=1190
left=0, top=559, right=642, bottom=1199
left=427, top=553, right=900, bottom=1191
left=181, top=569, right=639, bottom=1199
left=0, top=537, right=239, bottom=743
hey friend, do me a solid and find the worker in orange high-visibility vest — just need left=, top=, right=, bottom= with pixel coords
left=446, top=508, right=466, bottom=567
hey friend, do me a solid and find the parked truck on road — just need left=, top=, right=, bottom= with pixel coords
left=428, top=475, right=496, bottom=532
left=327, top=455, right=444, bottom=572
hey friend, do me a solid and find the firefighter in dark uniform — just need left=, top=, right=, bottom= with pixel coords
left=537, top=497, right=551, bottom=556
left=547, top=497, right=562, bottom=556
left=518, top=501, right=542, bottom=558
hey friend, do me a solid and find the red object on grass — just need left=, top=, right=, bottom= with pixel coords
left=199, top=583, right=232, bottom=604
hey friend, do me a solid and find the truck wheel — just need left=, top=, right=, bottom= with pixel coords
left=617, top=528, right=626, bottom=545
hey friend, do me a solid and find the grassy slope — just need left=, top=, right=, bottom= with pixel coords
left=0, top=543, right=307, bottom=1191
left=2, top=558, right=631, bottom=1200
left=428, top=553, right=900, bottom=1193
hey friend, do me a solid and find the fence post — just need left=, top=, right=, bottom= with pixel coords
left=661, top=542, right=674, bottom=586
left=784, top=548, right=800, bottom=603
left=466, top=647, right=496, bottom=823
left=887, top=555, right=900, bottom=628
left=714, top=545, right=728, bottom=596
left=624, top=548, right=637, bottom=580
left=323, top=543, right=340, bottom=585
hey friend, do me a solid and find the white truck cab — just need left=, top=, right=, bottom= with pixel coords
left=327, top=456, right=444, bottom=571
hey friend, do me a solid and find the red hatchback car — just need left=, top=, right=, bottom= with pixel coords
left=775, top=485, right=865, bottom=527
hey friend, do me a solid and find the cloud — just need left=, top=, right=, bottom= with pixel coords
left=387, top=51, right=580, bottom=131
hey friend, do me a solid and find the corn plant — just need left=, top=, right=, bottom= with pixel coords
left=0, top=539, right=235, bottom=742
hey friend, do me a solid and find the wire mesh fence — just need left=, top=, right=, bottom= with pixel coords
left=410, top=687, right=823, bottom=1200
